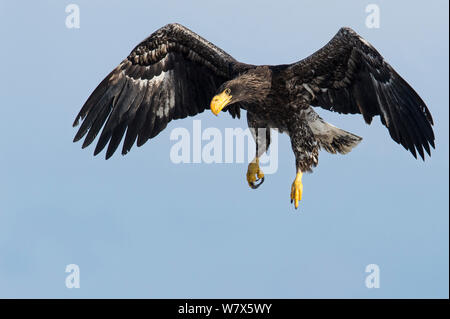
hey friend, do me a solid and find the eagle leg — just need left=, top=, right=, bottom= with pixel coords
left=290, top=169, right=303, bottom=209
left=247, top=157, right=265, bottom=189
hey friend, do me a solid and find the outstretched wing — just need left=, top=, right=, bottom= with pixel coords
left=285, top=27, right=434, bottom=159
left=73, top=23, right=241, bottom=159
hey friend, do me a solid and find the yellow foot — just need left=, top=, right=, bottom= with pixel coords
left=246, top=158, right=265, bottom=189
left=290, top=170, right=303, bottom=209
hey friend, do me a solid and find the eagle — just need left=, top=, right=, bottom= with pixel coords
left=73, top=23, right=435, bottom=209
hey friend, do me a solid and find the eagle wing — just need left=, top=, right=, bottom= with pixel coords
left=285, top=27, right=434, bottom=159
left=73, top=23, right=240, bottom=159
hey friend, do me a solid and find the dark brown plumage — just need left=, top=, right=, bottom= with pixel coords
left=73, top=23, right=435, bottom=208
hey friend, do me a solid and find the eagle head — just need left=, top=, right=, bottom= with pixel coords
left=210, top=67, right=272, bottom=115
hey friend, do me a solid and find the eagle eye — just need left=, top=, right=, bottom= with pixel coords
left=224, top=88, right=231, bottom=95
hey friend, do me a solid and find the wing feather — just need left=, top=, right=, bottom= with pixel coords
left=73, top=23, right=240, bottom=158
left=286, top=27, right=434, bottom=159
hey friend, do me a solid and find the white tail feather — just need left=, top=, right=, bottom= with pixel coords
left=309, top=117, right=362, bottom=154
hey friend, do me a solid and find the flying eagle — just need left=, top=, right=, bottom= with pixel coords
left=73, top=23, right=435, bottom=209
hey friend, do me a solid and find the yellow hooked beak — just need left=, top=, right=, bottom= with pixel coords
left=210, top=90, right=232, bottom=116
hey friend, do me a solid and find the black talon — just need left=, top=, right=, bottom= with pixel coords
left=250, top=176, right=265, bottom=189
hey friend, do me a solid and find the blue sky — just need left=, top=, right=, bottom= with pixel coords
left=0, top=0, right=448, bottom=298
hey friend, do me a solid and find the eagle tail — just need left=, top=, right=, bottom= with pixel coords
left=310, top=118, right=362, bottom=155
